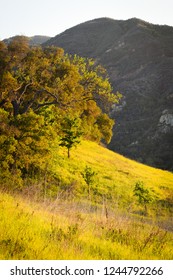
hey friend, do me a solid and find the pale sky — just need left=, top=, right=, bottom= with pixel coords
left=0, top=0, right=173, bottom=40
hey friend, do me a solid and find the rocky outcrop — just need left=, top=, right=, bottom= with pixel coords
left=158, top=110, right=173, bottom=133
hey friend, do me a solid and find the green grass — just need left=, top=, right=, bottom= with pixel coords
left=0, top=140, right=173, bottom=259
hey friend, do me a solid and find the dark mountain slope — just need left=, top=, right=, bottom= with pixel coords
left=45, top=18, right=173, bottom=170
left=29, top=35, right=51, bottom=45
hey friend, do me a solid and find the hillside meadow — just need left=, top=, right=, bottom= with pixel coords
left=0, top=140, right=173, bottom=259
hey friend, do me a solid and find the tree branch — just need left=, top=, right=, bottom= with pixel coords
left=17, top=83, right=32, bottom=103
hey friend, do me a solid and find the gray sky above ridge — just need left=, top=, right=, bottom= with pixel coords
left=1, top=0, right=173, bottom=40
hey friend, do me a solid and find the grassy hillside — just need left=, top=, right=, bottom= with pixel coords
left=0, top=140, right=173, bottom=259
left=48, top=140, right=173, bottom=213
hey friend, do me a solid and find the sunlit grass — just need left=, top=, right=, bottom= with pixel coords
left=0, top=140, right=173, bottom=259
left=0, top=190, right=173, bottom=260
left=49, top=140, right=173, bottom=212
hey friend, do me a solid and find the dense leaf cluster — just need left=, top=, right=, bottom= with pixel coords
left=0, top=36, right=120, bottom=186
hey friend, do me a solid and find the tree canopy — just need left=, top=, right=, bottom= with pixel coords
left=0, top=37, right=121, bottom=186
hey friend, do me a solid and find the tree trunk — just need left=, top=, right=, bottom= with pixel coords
left=11, top=100, right=20, bottom=117
left=68, top=148, right=70, bottom=158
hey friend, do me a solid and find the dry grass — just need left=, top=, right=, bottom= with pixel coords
left=0, top=190, right=173, bottom=260
left=0, top=140, right=173, bottom=259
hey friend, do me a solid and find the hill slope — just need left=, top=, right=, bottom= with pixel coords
left=44, top=18, right=173, bottom=170
left=2, top=140, right=173, bottom=217
left=0, top=140, right=173, bottom=259
left=4, top=35, right=51, bottom=46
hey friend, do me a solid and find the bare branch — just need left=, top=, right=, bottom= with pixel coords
left=18, top=83, right=32, bottom=103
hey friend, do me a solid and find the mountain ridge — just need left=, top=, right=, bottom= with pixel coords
left=3, top=35, right=51, bottom=46
left=44, top=17, right=173, bottom=170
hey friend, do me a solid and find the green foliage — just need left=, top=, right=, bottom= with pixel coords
left=81, top=166, right=97, bottom=196
left=0, top=36, right=119, bottom=186
left=59, top=116, right=83, bottom=158
left=0, top=107, right=55, bottom=187
left=133, top=181, right=153, bottom=213
left=82, top=166, right=96, bottom=186
left=0, top=38, right=118, bottom=120
left=96, top=113, right=114, bottom=144
left=133, top=181, right=153, bottom=204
